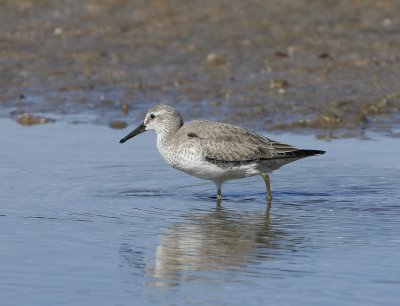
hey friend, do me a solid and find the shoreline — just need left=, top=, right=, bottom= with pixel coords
left=1, top=0, right=399, bottom=139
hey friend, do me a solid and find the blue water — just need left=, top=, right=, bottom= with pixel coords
left=0, top=118, right=399, bottom=305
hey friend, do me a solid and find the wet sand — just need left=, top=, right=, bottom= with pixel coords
left=1, top=0, right=399, bottom=138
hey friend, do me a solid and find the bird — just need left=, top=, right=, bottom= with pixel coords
left=119, top=105, right=325, bottom=201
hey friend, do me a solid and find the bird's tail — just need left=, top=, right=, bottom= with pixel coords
left=292, top=149, right=326, bottom=157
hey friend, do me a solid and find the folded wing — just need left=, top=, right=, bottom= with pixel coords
left=179, top=120, right=323, bottom=163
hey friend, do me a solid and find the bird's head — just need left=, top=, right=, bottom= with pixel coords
left=119, top=105, right=183, bottom=143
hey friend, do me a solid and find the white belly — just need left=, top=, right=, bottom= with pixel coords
left=159, top=143, right=259, bottom=181
left=179, top=159, right=260, bottom=181
left=156, top=138, right=299, bottom=182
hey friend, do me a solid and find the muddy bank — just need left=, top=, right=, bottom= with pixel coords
left=1, top=0, right=399, bottom=138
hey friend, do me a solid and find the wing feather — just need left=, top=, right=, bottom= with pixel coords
left=176, top=120, right=300, bottom=162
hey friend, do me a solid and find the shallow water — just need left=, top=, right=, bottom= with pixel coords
left=1, top=118, right=399, bottom=305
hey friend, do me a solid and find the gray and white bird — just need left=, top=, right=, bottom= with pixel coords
left=119, top=105, right=325, bottom=200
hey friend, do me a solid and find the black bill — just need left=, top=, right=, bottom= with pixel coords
left=119, top=123, right=147, bottom=143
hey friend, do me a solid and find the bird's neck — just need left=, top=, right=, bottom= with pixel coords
left=156, top=121, right=182, bottom=149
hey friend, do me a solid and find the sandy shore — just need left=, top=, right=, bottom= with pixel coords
left=1, top=0, right=399, bottom=138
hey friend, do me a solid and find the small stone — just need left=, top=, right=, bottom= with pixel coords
left=382, top=19, right=392, bottom=27
left=17, top=113, right=54, bottom=126
left=174, top=79, right=184, bottom=86
left=318, top=52, right=334, bottom=59
left=133, top=83, right=145, bottom=90
left=121, top=103, right=129, bottom=114
left=206, top=53, right=228, bottom=66
left=109, top=120, right=127, bottom=129
left=186, top=44, right=198, bottom=52
left=269, top=79, right=289, bottom=90
left=54, top=27, right=63, bottom=35
left=316, top=133, right=334, bottom=140
left=274, top=51, right=289, bottom=58
left=287, top=47, right=295, bottom=56
left=222, top=89, right=234, bottom=97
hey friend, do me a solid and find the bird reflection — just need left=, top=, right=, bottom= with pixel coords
left=143, top=201, right=289, bottom=282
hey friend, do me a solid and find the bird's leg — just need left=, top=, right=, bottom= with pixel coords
left=215, top=181, right=222, bottom=201
left=260, top=173, right=272, bottom=200
left=265, top=197, right=271, bottom=224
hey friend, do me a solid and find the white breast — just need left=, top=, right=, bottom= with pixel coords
left=158, top=139, right=202, bottom=171
left=158, top=139, right=259, bottom=181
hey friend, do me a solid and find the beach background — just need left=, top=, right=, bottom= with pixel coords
left=1, top=0, right=399, bottom=138
left=1, top=1, right=400, bottom=306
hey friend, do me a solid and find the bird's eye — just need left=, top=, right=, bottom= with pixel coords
left=150, top=114, right=155, bottom=119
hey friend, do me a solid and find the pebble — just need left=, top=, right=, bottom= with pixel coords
left=206, top=53, right=228, bottom=66
left=17, top=113, right=54, bottom=126
left=121, top=103, right=129, bottom=114
left=269, top=79, right=289, bottom=90
left=54, top=27, right=63, bottom=35
left=109, top=120, right=127, bottom=129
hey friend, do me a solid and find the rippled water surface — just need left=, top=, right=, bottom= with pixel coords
left=1, top=119, right=399, bottom=305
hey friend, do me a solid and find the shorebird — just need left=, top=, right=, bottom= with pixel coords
left=119, top=105, right=325, bottom=200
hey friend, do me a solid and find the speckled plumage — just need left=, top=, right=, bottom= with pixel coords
left=120, top=105, right=325, bottom=200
